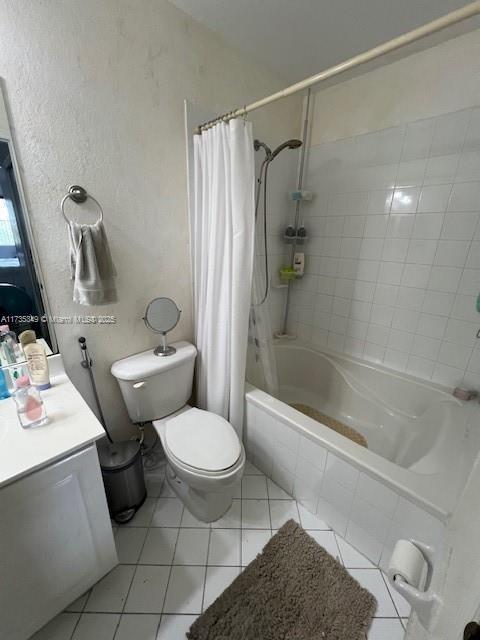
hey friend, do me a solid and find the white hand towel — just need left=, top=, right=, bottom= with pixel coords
left=68, top=219, right=117, bottom=305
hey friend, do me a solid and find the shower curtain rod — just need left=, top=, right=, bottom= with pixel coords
left=196, top=0, right=480, bottom=133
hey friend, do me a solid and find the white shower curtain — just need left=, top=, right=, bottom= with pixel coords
left=192, top=118, right=255, bottom=435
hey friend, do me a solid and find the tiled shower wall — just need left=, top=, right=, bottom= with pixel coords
left=286, top=106, right=480, bottom=389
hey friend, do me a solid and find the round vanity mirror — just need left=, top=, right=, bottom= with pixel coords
left=144, top=297, right=181, bottom=357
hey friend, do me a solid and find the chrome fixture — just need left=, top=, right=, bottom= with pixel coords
left=60, top=184, right=104, bottom=223
left=253, top=138, right=303, bottom=306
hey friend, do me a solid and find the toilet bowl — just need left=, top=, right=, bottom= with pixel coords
left=111, top=341, right=245, bottom=523
left=154, top=406, right=245, bottom=521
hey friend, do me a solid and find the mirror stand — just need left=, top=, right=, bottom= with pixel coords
left=154, top=333, right=176, bottom=357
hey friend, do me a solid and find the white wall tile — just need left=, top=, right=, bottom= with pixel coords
left=391, top=188, right=420, bottom=214
left=434, top=240, right=469, bottom=267
left=296, top=107, right=480, bottom=386
left=325, top=453, right=359, bottom=491
left=418, top=184, right=452, bottom=213
left=448, top=181, right=480, bottom=212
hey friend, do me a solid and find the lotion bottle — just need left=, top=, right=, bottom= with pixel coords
left=19, top=330, right=51, bottom=390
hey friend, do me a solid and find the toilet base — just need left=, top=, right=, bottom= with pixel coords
left=165, top=465, right=235, bottom=523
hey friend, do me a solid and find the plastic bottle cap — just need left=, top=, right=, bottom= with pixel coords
left=15, top=375, right=30, bottom=389
left=19, top=330, right=36, bottom=346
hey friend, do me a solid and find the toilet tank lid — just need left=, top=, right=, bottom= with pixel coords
left=111, top=341, right=197, bottom=381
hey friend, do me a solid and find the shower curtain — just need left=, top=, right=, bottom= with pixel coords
left=192, top=118, right=255, bottom=435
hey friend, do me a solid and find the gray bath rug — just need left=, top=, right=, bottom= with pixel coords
left=188, top=519, right=376, bottom=640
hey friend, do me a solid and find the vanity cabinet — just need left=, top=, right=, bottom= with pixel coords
left=0, top=445, right=117, bottom=640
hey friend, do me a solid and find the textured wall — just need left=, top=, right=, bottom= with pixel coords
left=309, top=29, right=480, bottom=145
left=0, top=0, right=300, bottom=436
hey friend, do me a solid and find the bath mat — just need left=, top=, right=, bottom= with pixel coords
left=290, top=403, right=368, bottom=448
left=188, top=519, right=376, bottom=640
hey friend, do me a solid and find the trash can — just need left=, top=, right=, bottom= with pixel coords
left=97, top=440, right=146, bottom=524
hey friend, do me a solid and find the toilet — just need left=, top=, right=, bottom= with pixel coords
left=111, top=341, right=245, bottom=522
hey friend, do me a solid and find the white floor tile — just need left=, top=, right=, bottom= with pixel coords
left=31, top=612, right=80, bottom=640
left=241, top=499, right=270, bottom=529
left=37, top=470, right=409, bottom=640
left=242, top=475, right=268, bottom=499
left=151, top=498, right=184, bottom=527
left=84, top=565, right=135, bottom=613
left=367, top=617, right=405, bottom=640
left=336, top=537, right=377, bottom=569
left=145, top=476, right=164, bottom=498
left=384, top=573, right=411, bottom=617
left=244, top=460, right=263, bottom=475
left=163, top=566, right=206, bottom=614
left=203, top=566, right=240, bottom=610
left=64, top=591, right=90, bottom=612
left=181, top=508, right=211, bottom=528
left=139, top=528, right=179, bottom=565
left=72, top=613, right=120, bottom=640
left=233, top=481, right=242, bottom=498
left=267, top=478, right=291, bottom=499
left=208, top=529, right=241, bottom=566
left=298, top=503, right=330, bottom=530
left=160, top=482, right=176, bottom=498
left=211, top=500, right=241, bottom=528
left=241, top=529, right=271, bottom=566
left=114, top=527, right=148, bottom=563
left=124, top=498, right=157, bottom=527
left=157, top=614, right=197, bottom=639
left=348, top=569, right=397, bottom=617
left=306, top=530, right=342, bottom=562
left=174, top=528, right=210, bottom=565
left=115, top=614, right=160, bottom=640
left=269, top=500, right=300, bottom=529
left=124, top=565, right=170, bottom=613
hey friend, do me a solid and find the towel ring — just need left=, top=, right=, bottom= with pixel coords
left=61, top=185, right=104, bottom=223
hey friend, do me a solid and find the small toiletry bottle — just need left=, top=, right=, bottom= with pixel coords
left=0, top=324, right=17, bottom=366
left=13, top=374, right=48, bottom=428
left=18, top=330, right=51, bottom=390
left=0, top=368, right=10, bottom=400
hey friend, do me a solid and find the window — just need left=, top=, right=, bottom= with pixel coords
left=0, top=197, right=19, bottom=267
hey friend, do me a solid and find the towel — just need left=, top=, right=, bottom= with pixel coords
left=68, top=219, right=117, bottom=305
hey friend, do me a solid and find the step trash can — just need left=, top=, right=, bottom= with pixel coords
left=97, top=439, right=146, bottom=524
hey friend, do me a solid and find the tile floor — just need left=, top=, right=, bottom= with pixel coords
left=31, top=460, right=409, bottom=640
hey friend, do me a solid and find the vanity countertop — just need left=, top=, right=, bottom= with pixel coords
left=0, top=355, right=106, bottom=488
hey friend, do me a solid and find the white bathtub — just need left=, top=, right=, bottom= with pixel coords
left=245, top=344, right=480, bottom=568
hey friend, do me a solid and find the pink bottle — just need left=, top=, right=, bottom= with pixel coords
left=13, top=375, right=48, bottom=428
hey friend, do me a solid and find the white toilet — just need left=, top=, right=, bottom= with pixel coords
left=111, top=341, right=245, bottom=522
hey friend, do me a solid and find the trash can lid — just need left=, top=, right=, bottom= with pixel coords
left=97, top=439, right=141, bottom=471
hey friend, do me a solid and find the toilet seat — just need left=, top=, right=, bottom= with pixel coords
left=165, top=407, right=241, bottom=473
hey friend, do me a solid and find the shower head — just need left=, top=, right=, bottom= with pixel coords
left=270, top=139, right=302, bottom=160
left=254, top=138, right=302, bottom=162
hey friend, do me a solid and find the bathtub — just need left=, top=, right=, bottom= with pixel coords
left=244, top=343, right=480, bottom=568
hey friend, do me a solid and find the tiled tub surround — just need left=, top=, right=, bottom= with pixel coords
left=287, top=106, right=480, bottom=389
left=245, top=344, right=480, bottom=570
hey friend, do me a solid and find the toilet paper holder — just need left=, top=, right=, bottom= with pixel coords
left=388, top=539, right=442, bottom=631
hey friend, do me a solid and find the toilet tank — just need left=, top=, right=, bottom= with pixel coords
left=111, top=341, right=197, bottom=423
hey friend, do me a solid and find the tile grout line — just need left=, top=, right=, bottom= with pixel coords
left=200, top=526, right=214, bottom=614
left=109, top=497, right=162, bottom=639
left=154, top=503, right=184, bottom=634
left=379, top=570, right=405, bottom=621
